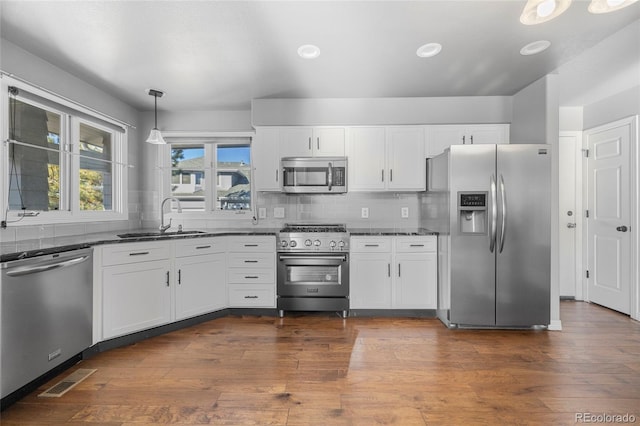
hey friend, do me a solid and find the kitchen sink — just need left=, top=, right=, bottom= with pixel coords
left=117, top=230, right=207, bottom=239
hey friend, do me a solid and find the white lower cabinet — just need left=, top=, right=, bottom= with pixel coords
left=227, top=236, right=276, bottom=308
left=174, top=238, right=227, bottom=321
left=101, top=242, right=172, bottom=339
left=350, top=236, right=437, bottom=309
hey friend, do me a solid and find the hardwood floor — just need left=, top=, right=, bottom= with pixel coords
left=2, top=301, right=639, bottom=425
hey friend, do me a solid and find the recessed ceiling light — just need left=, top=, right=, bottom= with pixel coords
left=520, top=0, right=571, bottom=25
left=588, top=0, right=639, bottom=13
left=520, top=40, right=551, bottom=55
left=416, top=43, right=442, bottom=58
left=297, top=44, right=320, bottom=59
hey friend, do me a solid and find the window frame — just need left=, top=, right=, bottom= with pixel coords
left=160, top=131, right=255, bottom=221
left=1, top=76, right=128, bottom=226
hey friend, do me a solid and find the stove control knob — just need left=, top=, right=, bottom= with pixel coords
left=329, top=240, right=337, bottom=248
left=338, top=240, right=346, bottom=248
left=280, top=240, right=288, bottom=248
left=314, top=239, right=321, bottom=247
left=305, top=239, right=312, bottom=247
left=290, top=240, right=297, bottom=248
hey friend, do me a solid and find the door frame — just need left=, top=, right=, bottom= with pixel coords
left=582, top=116, right=639, bottom=321
left=559, top=131, right=584, bottom=301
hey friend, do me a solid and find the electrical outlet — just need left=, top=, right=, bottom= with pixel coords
left=258, top=208, right=267, bottom=219
left=274, top=207, right=285, bottom=218
left=401, top=207, right=409, bottom=218
left=361, top=207, right=369, bottom=218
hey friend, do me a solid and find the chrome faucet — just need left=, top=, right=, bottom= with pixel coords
left=159, top=197, right=182, bottom=233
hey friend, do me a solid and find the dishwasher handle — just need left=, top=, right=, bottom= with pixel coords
left=4, top=255, right=91, bottom=277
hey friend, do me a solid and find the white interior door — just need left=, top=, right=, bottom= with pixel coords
left=559, top=134, right=578, bottom=298
left=586, top=122, right=631, bottom=314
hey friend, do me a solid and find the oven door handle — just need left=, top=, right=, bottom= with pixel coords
left=328, top=162, right=333, bottom=191
left=278, top=255, right=347, bottom=262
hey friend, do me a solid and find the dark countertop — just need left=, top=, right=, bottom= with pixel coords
left=1, top=226, right=437, bottom=263
left=1, top=228, right=279, bottom=263
left=349, top=227, right=437, bottom=236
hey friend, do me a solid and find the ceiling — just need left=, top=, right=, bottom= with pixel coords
left=1, top=1, right=639, bottom=112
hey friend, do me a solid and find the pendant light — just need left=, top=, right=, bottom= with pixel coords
left=588, top=0, right=639, bottom=13
left=145, top=89, right=166, bottom=144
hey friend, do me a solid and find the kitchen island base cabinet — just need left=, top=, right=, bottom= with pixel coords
left=102, top=259, right=172, bottom=340
left=350, top=236, right=437, bottom=310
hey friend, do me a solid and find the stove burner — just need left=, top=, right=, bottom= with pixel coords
left=280, top=224, right=347, bottom=233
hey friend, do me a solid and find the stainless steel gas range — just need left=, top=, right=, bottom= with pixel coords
left=276, top=224, right=350, bottom=318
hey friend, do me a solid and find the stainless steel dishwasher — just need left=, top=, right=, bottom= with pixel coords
left=1, top=247, right=93, bottom=399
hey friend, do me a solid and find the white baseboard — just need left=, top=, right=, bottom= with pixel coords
left=548, top=320, right=563, bottom=331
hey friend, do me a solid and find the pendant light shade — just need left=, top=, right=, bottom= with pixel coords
left=520, top=0, right=572, bottom=24
left=588, top=0, right=639, bottom=13
left=146, top=89, right=166, bottom=145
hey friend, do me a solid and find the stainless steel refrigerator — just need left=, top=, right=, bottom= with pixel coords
left=426, top=144, right=551, bottom=328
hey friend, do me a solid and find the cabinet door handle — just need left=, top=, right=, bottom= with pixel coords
left=470, top=135, right=474, bottom=144
left=390, top=169, right=393, bottom=182
left=275, top=169, right=279, bottom=182
left=398, top=263, right=401, bottom=277
left=196, top=245, right=211, bottom=250
left=308, top=137, right=311, bottom=150
left=178, top=269, right=181, bottom=284
left=388, top=263, right=391, bottom=277
left=129, top=251, right=149, bottom=256
left=381, top=169, right=384, bottom=182
left=462, top=135, right=466, bottom=145
left=317, top=137, right=320, bottom=150
left=166, top=271, right=170, bottom=287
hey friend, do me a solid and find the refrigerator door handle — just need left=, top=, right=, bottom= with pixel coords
left=498, top=174, right=507, bottom=253
left=489, top=174, right=497, bottom=253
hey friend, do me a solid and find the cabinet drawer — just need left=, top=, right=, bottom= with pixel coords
left=228, top=252, right=275, bottom=268
left=228, top=236, right=275, bottom=252
left=395, top=236, right=437, bottom=253
left=175, top=237, right=227, bottom=257
left=228, top=268, right=274, bottom=284
left=350, top=237, right=392, bottom=253
left=228, top=285, right=275, bottom=307
left=102, top=242, right=171, bottom=266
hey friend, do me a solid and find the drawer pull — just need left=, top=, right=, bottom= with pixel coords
left=129, top=251, right=150, bottom=256
left=196, top=245, right=211, bottom=249
left=244, top=260, right=259, bottom=263
left=245, top=276, right=259, bottom=279
left=244, top=295, right=259, bottom=299
left=365, top=244, right=379, bottom=247
left=410, top=244, right=425, bottom=247
left=244, top=244, right=259, bottom=247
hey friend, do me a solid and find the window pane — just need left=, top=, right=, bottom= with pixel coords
left=8, top=99, right=62, bottom=211
left=79, top=123, right=113, bottom=211
left=216, top=145, right=251, bottom=210
left=171, top=145, right=205, bottom=211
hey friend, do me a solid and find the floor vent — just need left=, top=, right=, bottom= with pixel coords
left=38, top=368, right=97, bottom=398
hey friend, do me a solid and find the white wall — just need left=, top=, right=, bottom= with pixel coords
left=252, top=97, right=512, bottom=126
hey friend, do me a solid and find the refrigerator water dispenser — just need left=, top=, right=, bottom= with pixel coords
left=458, top=192, right=487, bottom=234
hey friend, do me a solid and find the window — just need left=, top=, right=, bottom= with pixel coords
left=165, top=136, right=252, bottom=216
left=2, top=79, right=127, bottom=225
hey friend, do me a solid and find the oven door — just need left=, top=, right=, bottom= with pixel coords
left=277, top=253, right=349, bottom=297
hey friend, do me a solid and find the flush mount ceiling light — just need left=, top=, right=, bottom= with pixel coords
left=588, top=0, right=639, bottom=13
left=145, top=89, right=166, bottom=145
left=520, top=0, right=572, bottom=24
left=520, top=40, right=552, bottom=55
left=297, top=44, right=321, bottom=59
left=416, top=43, right=443, bottom=58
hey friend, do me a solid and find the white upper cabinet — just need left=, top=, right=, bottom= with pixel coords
left=426, top=124, right=509, bottom=157
left=347, top=126, right=425, bottom=191
left=253, top=127, right=280, bottom=191
left=280, top=127, right=345, bottom=158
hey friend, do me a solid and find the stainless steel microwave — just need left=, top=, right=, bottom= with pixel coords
left=281, top=157, right=347, bottom=194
